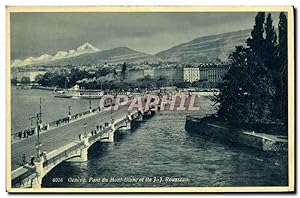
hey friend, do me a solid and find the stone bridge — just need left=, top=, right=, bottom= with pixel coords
left=11, top=108, right=157, bottom=188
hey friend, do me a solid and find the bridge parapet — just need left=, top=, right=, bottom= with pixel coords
left=12, top=141, right=85, bottom=188
left=11, top=109, right=153, bottom=189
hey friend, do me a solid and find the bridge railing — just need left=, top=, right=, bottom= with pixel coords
left=87, top=111, right=139, bottom=143
left=11, top=107, right=100, bottom=141
left=88, top=126, right=111, bottom=143
left=12, top=140, right=85, bottom=188
left=43, top=141, right=85, bottom=169
left=11, top=166, right=36, bottom=188
left=12, top=110, right=141, bottom=188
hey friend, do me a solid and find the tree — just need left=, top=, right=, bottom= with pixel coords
left=21, top=76, right=31, bottom=84
left=264, top=13, right=281, bottom=119
left=174, top=81, right=187, bottom=88
left=264, top=13, right=278, bottom=72
left=11, top=78, right=18, bottom=85
left=278, top=13, right=288, bottom=67
left=35, top=74, right=44, bottom=84
left=95, top=67, right=111, bottom=78
left=247, top=12, right=266, bottom=56
left=278, top=12, right=288, bottom=124
left=212, top=12, right=276, bottom=126
left=213, top=46, right=273, bottom=125
left=121, top=62, right=127, bottom=75
left=157, top=76, right=168, bottom=88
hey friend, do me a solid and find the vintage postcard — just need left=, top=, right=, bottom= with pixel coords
left=6, top=6, right=295, bottom=193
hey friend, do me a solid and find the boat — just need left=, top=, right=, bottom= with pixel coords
left=77, top=90, right=105, bottom=99
left=53, top=85, right=104, bottom=99
left=53, top=90, right=73, bottom=98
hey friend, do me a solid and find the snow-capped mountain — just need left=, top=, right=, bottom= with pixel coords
left=35, top=47, right=162, bottom=67
left=76, top=42, right=99, bottom=52
left=35, top=54, right=52, bottom=62
left=51, top=51, right=68, bottom=60
left=11, top=42, right=100, bottom=67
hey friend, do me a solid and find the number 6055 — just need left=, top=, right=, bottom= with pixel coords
left=52, top=177, right=63, bottom=182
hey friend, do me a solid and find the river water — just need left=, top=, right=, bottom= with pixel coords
left=11, top=88, right=100, bottom=133
left=31, top=92, right=288, bottom=187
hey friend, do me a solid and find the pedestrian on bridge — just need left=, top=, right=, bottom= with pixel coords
left=42, top=150, right=47, bottom=162
left=30, top=156, right=35, bottom=166
left=22, top=154, right=26, bottom=165
left=18, top=131, right=22, bottom=140
left=56, top=120, right=59, bottom=127
left=26, top=130, right=30, bottom=138
left=30, top=128, right=35, bottom=135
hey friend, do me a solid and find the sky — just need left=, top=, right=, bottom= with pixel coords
left=10, top=12, right=280, bottom=60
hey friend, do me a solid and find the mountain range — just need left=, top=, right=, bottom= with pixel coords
left=155, top=29, right=251, bottom=63
left=11, top=42, right=100, bottom=67
left=11, top=29, right=251, bottom=67
left=38, top=47, right=162, bottom=66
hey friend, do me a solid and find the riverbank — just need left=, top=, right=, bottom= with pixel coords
left=185, top=115, right=288, bottom=153
left=13, top=85, right=55, bottom=91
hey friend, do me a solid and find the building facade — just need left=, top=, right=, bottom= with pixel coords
left=199, top=64, right=229, bottom=83
left=125, top=64, right=228, bottom=85
left=183, top=67, right=200, bottom=83
left=143, top=69, right=154, bottom=77
left=153, top=68, right=183, bottom=82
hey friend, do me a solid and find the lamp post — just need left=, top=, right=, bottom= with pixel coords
left=39, top=97, right=43, bottom=124
left=29, top=97, right=44, bottom=162
left=110, top=99, right=114, bottom=124
left=30, top=113, right=42, bottom=162
left=68, top=105, right=71, bottom=116
left=84, top=123, right=87, bottom=137
left=89, top=93, right=92, bottom=112
left=64, top=77, right=69, bottom=90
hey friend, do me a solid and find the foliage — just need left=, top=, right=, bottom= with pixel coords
left=278, top=12, right=288, bottom=123
left=212, top=46, right=274, bottom=125
left=212, top=12, right=288, bottom=126
left=36, top=67, right=115, bottom=88
left=11, top=78, right=18, bottom=85
left=21, top=76, right=31, bottom=84
left=246, top=12, right=266, bottom=56
left=34, top=74, right=44, bottom=83
left=121, top=62, right=127, bottom=75
left=79, top=74, right=168, bottom=91
left=264, top=13, right=281, bottom=119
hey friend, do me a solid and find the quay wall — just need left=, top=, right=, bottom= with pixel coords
left=185, top=116, right=287, bottom=152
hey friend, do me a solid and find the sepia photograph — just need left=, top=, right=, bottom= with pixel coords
left=6, top=6, right=294, bottom=193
